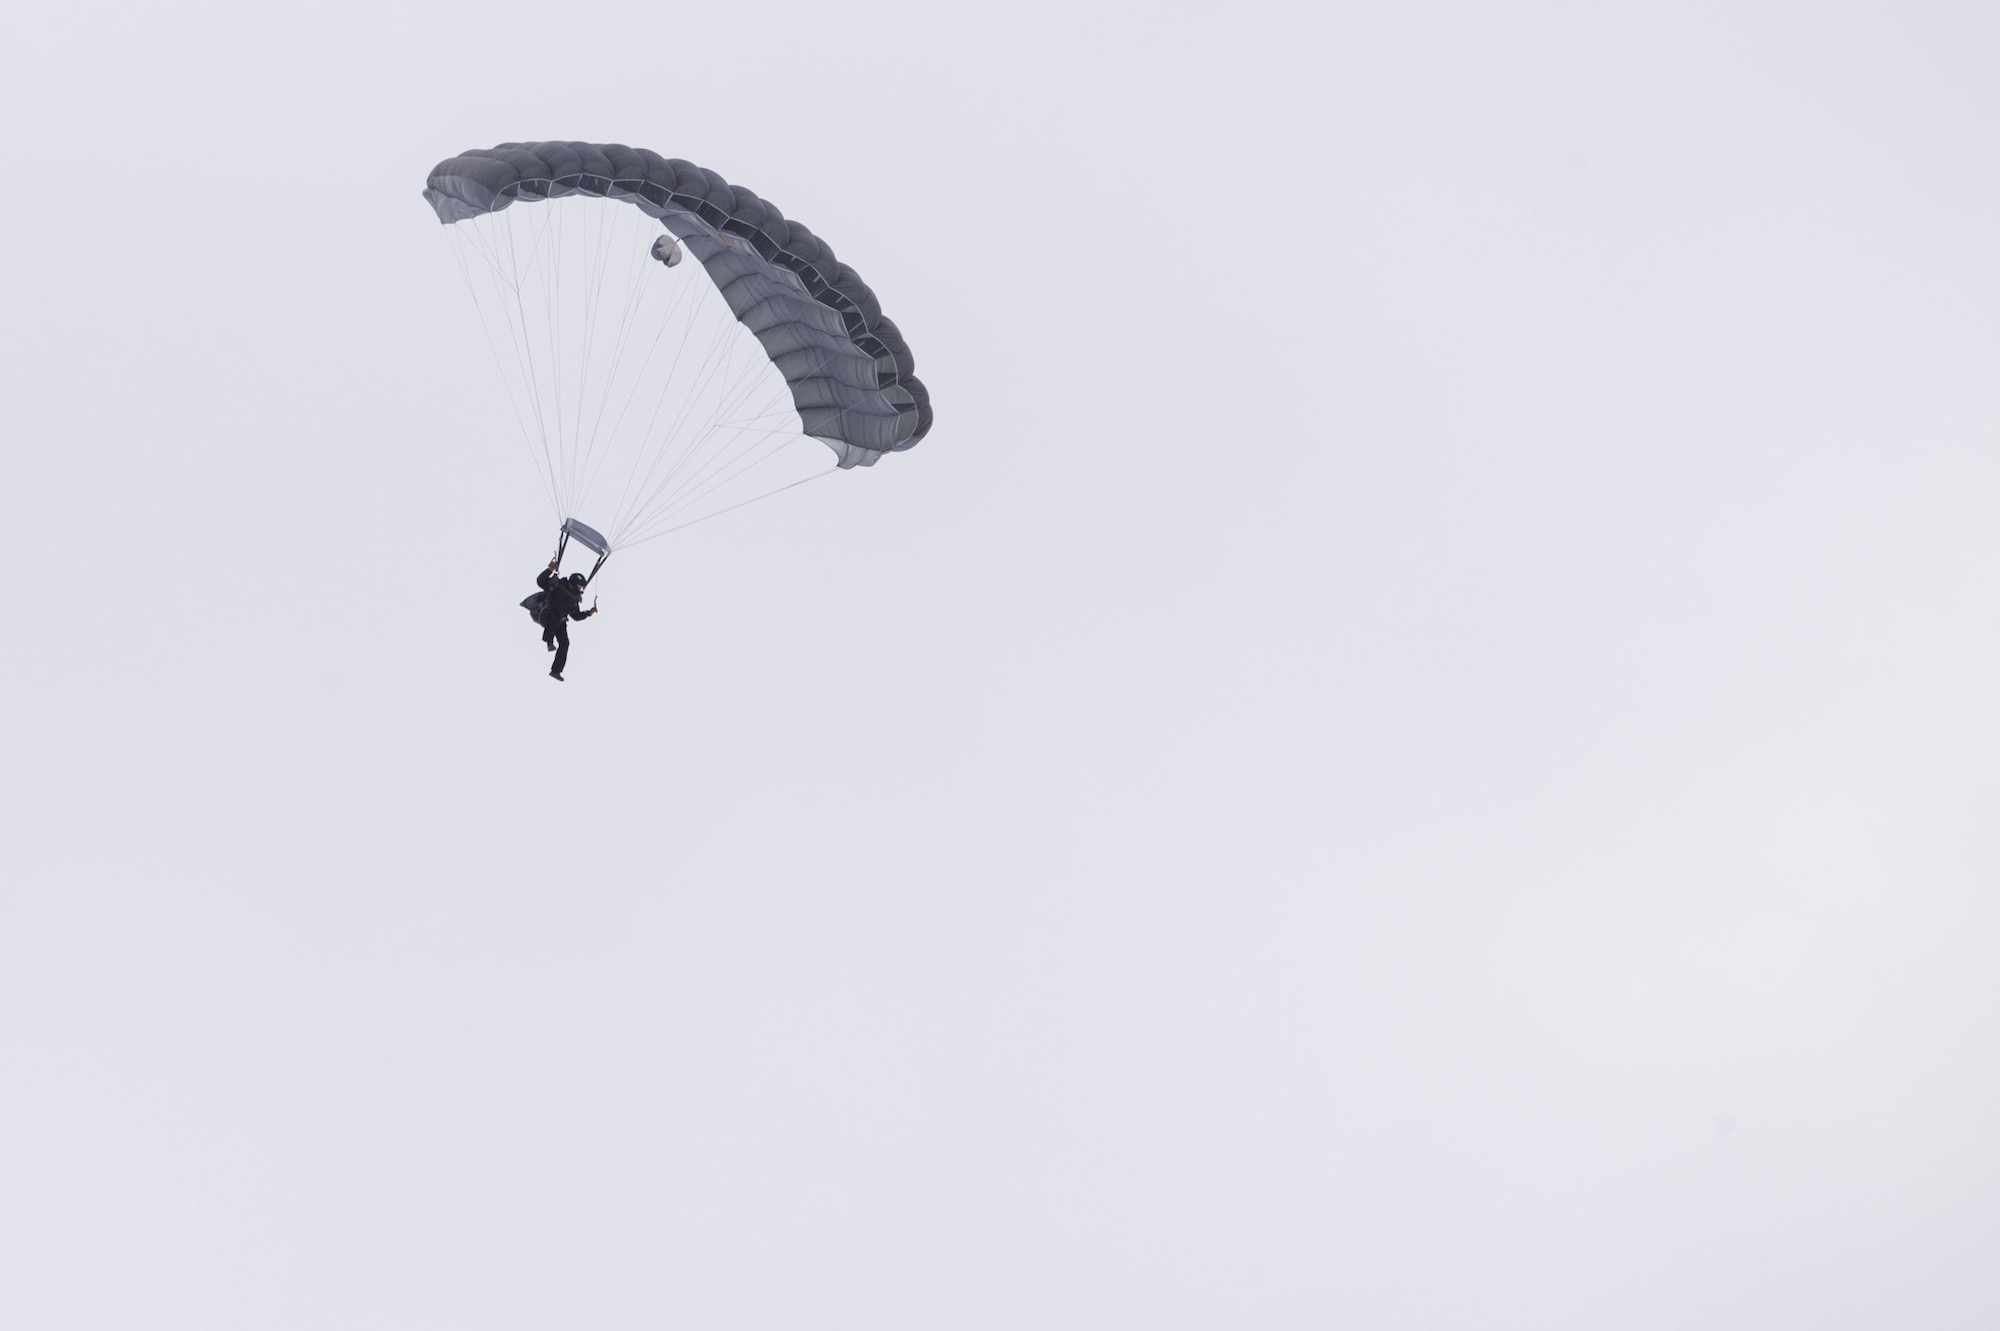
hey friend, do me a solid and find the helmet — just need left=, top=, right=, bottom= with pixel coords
left=569, top=572, right=587, bottom=586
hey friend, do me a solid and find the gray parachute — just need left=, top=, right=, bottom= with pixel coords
left=425, top=142, right=930, bottom=467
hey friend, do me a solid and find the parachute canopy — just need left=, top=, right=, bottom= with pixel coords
left=426, top=141, right=930, bottom=550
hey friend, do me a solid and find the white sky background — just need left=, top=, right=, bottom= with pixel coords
left=1, top=0, right=1996, bottom=1326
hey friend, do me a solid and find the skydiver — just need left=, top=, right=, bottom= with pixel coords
left=534, top=561, right=598, bottom=682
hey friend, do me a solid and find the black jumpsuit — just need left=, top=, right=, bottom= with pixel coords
left=535, top=570, right=595, bottom=677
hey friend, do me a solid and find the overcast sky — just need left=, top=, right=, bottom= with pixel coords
left=3, top=1, right=1997, bottom=1327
